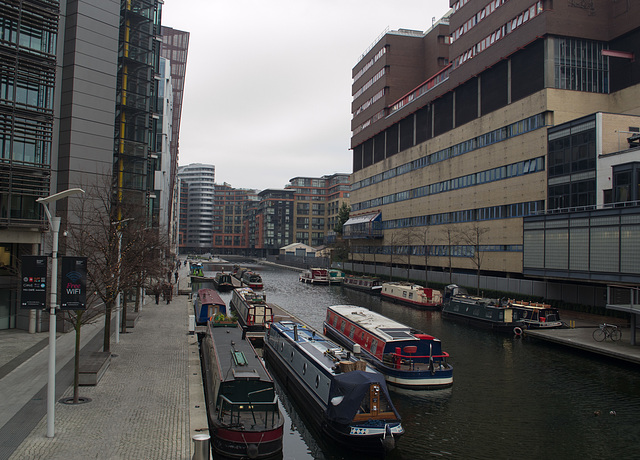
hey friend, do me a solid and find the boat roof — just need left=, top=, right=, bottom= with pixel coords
left=198, top=288, right=225, bottom=306
left=272, top=321, right=375, bottom=375
left=209, top=324, right=271, bottom=383
left=328, top=305, right=426, bottom=343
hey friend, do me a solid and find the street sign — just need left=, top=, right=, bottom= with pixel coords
left=21, top=255, right=48, bottom=309
left=60, top=256, right=87, bottom=310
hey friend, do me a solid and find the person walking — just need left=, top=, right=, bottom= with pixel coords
left=162, top=282, right=172, bottom=304
left=174, top=271, right=178, bottom=283
left=153, top=283, right=161, bottom=305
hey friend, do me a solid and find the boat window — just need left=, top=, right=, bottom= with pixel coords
left=340, top=321, right=347, bottom=333
left=349, top=327, right=356, bottom=339
left=290, top=351, right=294, bottom=361
left=371, top=339, right=377, bottom=354
left=315, top=375, right=320, bottom=388
left=280, top=342, right=284, bottom=352
left=333, top=316, right=338, bottom=327
left=303, top=363, right=307, bottom=375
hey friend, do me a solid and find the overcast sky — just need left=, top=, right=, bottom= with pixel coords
left=162, top=0, right=451, bottom=191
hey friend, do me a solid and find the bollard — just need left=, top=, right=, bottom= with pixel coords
left=192, top=433, right=211, bottom=460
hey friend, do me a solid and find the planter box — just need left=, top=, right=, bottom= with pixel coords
left=79, top=351, right=111, bottom=386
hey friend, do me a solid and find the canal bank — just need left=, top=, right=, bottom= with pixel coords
left=0, top=263, right=208, bottom=460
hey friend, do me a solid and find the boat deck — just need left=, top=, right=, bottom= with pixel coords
left=275, top=321, right=362, bottom=373
left=209, top=324, right=271, bottom=382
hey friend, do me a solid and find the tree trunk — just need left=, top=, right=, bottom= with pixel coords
left=121, top=294, right=127, bottom=334
left=103, top=303, right=112, bottom=353
left=73, top=311, right=83, bottom=403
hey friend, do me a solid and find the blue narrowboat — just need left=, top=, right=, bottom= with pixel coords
left=194, top=288, right=227, bottom=325
left=264, top=319, right=403, bottom=455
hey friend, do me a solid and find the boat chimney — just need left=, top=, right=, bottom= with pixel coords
left=353, top=344, right=361, bottom=354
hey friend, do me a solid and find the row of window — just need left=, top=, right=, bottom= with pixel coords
left=451, top=0, right=509, bottom=45
left=353, top=67, right=386, bottom=101
left=353, top=113, right=545, bottom=193
left=353, top=155, right=544, bottom=214
left=351, top=244, right=523, bottom=257
left=353, top=46, right=386, bottom=84
left=354, top=88, right=385, bottom=118
left=381, top=200, right=545, bottom=232
left=453, top=2, right=543, bottom=69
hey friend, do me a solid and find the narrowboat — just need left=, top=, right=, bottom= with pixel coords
left=510, top=301, right=563, bottom=329
left=323, top=305, right=453, bottom=390
left=328, top=269, right=345, bottom=284
left=212, top=272, right=234, bottom=292
left=200, top=319, right=284, bottom=459
left=230, top=287, right=273, bottom=340
left=194, top=288, right=227, bottom=325
left=232, top=265, right=249, bottom=280
left=242, top=270, right=264, bottom=290
left=381, top=282, right=442, bottom=309
left=442, top=284, right=525, bottom=332
left=264, top=319, right=404, bottom=455
left=342, top=275, right=383, bottom=295
left=299, top=268, right=329, bottom=284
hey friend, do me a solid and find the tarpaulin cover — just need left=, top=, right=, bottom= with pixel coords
left=326, top=370, right=399, bottom=425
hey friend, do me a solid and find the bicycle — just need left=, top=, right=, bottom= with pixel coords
left=592, top=323, right=622, bottom=342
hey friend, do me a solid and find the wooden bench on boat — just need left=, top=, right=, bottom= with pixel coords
left=79, top=351, right=111, bottom=386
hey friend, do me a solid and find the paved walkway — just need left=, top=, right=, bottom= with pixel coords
left=0, top=262, right=206, bottom=460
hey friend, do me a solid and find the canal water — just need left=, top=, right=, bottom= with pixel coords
left=211, top=262, right=640, bottom=459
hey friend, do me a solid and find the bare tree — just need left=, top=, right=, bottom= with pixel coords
left=441, top=224, right=458, bottom=284
left=457, top=222, right=490, bottom=295
left=67, top=179, right=144, bottom=353
left=422, top=225, right=437, bottom=287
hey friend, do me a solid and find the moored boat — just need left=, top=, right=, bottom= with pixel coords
left=442, top=284, right=525, bottom=332
left=381, top=282, right=442, bottom=309
left=342, top=275, right=383, bottom=295
left=323, top=305, right=453, bottom=390
left=510, top=301, right=563, bottom=329
left=212, top=272, right=234, bottom=292
left=264, top=319, right=404, bottom=455
left=194, top=288, right=227, bottom=325
left=200, top=319, right=284, bottom=459
left=328, top=269, right=345, bottom=284
left=299, top=267, right=329, bottom=284
left=242, top=270, right=264, bottom=290
left=230, top=287, right=273, bottom=341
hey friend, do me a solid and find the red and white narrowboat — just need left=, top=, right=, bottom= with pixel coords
left=323, top=305, right=453, bottom=390
left=381, top=282, right=442, bottom=309
left=299, top=268, right=329, bottom=284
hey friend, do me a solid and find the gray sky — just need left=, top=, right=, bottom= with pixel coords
left=162, top=0, right=451, bottom=190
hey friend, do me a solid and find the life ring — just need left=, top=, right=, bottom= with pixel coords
left=513, top=326, right=523, bottom=336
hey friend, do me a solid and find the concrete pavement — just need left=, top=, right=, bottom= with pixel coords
left=0, top=263, right=208, bottom=460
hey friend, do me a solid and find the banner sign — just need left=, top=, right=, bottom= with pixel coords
left=20, top=255, right=48, bottom=309
left=60, top=256, right=87, bottom=310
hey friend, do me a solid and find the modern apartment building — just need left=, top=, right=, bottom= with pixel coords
left=286, top=174, right=350, bottom=247
left=211, top=183, right=258, bottom=254
left=177, top=163, right=216, bottom=253
left=348, top=0, right=640, bottom=308
left=160, top=25, right=189, bottom=232
left=251, top=189, right=295, bottom=256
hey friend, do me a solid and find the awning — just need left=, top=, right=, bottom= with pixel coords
left=344, top=212, right=380, bottom=226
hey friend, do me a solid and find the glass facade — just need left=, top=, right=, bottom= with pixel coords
left=554, top=38, right=609, bottom=93
left=547, top=115, right=597, bottom=210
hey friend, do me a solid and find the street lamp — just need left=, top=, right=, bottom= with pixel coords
left=37, top=187, right=85, bottom=438
left=111, top=217, right=133, bottom=344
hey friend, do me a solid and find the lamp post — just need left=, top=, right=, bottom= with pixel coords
left=112, top=217, right=133, bottom=344
left=37, top=187, right=85, bottom=438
